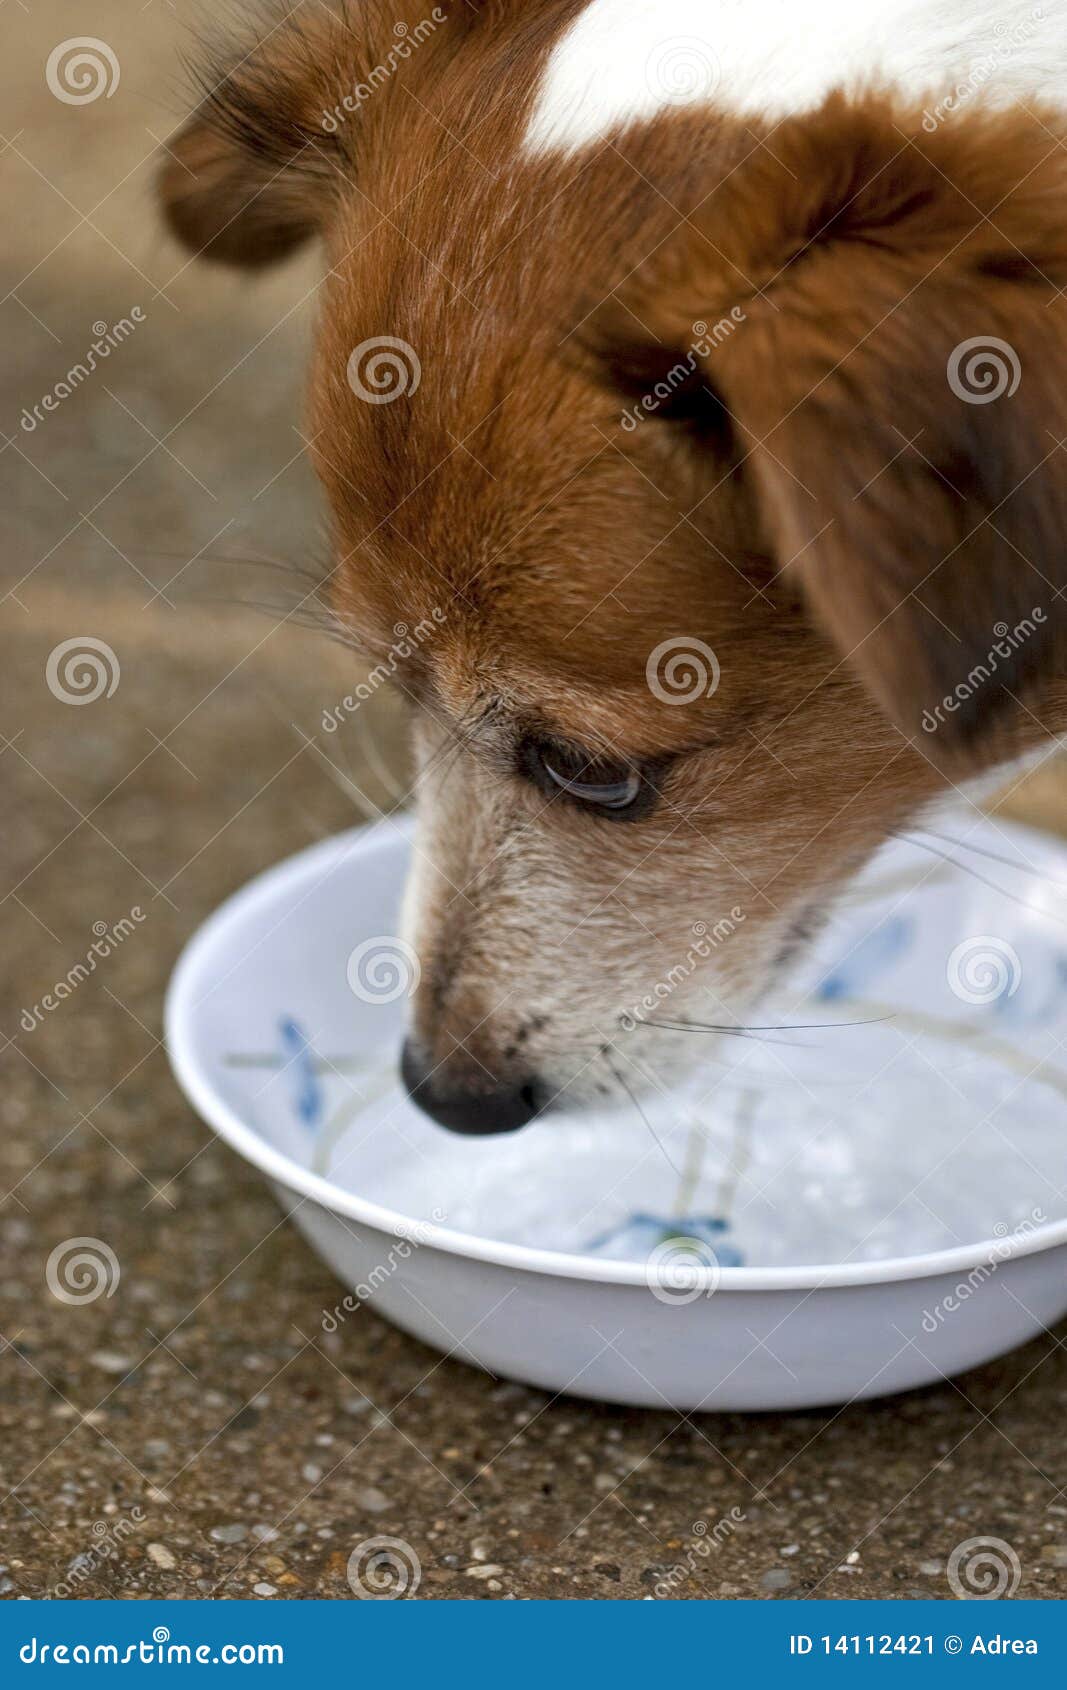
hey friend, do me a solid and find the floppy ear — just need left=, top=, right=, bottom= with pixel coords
left=595, top=96, right=1067, bottom=764
left=157, top=9, right=352, bottom=268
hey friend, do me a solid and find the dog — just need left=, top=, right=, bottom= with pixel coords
left=159, top=1, right=1067, bottom=1135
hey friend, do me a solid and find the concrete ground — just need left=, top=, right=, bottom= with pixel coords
left=3, top=3, right=1067, bottom=1602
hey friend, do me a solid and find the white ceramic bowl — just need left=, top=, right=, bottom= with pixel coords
left=165, top=810, right=1067, bottom=1411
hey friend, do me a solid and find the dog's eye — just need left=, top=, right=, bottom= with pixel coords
left=531, top=742, right=642, bottom=812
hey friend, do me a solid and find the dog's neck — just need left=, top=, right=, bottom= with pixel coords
left=524, top=0, right=1065, bottom=157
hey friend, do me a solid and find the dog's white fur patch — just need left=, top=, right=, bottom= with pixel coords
left=523, top=0, right=1067, bottom=155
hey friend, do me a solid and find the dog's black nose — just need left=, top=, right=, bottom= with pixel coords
left=400, top=1038, right=544, bottom=1135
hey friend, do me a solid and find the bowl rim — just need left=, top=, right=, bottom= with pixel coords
left=165, top=814, right=1067, bottom=1293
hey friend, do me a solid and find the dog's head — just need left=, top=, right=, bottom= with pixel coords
left=160, top=3, right=1067, bottom=1132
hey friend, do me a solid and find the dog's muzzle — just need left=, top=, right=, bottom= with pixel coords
left=400, top=1036, right=544, bottom=1135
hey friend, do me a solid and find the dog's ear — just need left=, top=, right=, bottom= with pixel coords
left=157, top=10, right=352, bottom=268
left=594, top=96, right=1067, bottom=764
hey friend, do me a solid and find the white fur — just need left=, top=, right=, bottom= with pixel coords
left=523, top=0, right=1067, bottom=155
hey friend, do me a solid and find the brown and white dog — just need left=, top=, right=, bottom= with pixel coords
left=159, top=1, right=1067, bottom=1133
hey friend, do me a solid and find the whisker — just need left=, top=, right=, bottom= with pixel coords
left=137, top=547, right=329, bottom=587
left=190, top=592, right=369, bottom=654
left=603, top=1049, right=687, bottom=1182
left=640, top=1014, right=891, bottom=1036
left=892, top=829, right=1067, bottom=928
left=905, top=825, right=1067, bottom=887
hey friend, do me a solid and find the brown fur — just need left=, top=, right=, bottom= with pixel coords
left=158, top=3, right=1067, bottom=1121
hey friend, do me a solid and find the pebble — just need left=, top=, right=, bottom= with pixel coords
left=761, top=1569, right=793, bottom=1591
left=466, top=1564, right=505, bottom=1580
left=781, top=1544, right=799, bottom=1556
left=147, top=1544, right=176, bottom=1570
left=1040, top=1545, right=1067, bottom=1567
left=354, top=1486, right=390, bottom=1514
left=253, top=1583, right=277, bottom=1597
left=209, top=1524, right=248, bottom=1545
left=144, top=1440, right=171, bottom=1459
left=301, top=1464, right=322, bottom=1484
left=89, top=1352, right=135, bottom=1374
left=251, top=1525, right=280, bottom=1543
left=918, top=1560, right=942, bottom=1575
